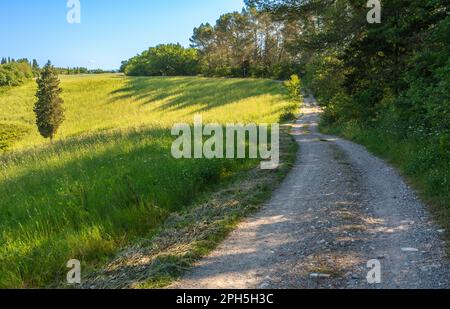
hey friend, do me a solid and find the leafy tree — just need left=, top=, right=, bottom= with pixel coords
left=34, top=61, right=65, bottom=141
left=284, top=74, right=302, bottom=100
left=0, top=61, right=33, bottom=87
left=188, top=8, right=300, bottom=78
left=123, top=44, right=200, bottom=76
left=119, top=60, right=129, bottom=73
left=190, top=23, right=215, bottom=51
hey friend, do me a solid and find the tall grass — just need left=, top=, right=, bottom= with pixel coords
left=0, top=74, right=297, bottom=287
left=0, top=74, right=291, bottom=151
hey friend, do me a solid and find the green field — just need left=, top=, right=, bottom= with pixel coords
left=0, top=74, right=297, bottom=288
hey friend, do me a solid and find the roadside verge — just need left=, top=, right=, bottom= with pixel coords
left=81, top=125, right=298, bottom=289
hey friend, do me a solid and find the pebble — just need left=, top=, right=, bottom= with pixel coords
left=310, top=273, right=331, bottom=279
left=401, top=248, right=419, bottom=252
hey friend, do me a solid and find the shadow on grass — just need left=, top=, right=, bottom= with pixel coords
left=109, top=76, right=285, bottom=113
left=0, top=126, right=254, bottom=288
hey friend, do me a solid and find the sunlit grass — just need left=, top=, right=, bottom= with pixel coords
left=1, top=74, right=291, bottom=151
left=0, top=74, right=297, bottom=288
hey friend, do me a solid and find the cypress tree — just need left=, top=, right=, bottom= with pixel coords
left=34, top=61, right=65, bottom=141
left=32, top=59, right=40, bottom=75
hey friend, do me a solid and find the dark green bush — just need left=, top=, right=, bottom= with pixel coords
left=0, top=123, right=29, bottom=151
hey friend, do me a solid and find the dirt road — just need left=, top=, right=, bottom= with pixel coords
left=172, top=96, right=449, bottom=289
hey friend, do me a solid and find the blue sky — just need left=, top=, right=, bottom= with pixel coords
left=0, top=0, right=245, bottom=70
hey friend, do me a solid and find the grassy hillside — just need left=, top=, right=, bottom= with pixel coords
left=0, top=74, right=291, bottom=151
left=0, top=74, right=297, bottom=288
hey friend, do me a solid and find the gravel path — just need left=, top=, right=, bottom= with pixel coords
left=172, top=97, right=449, bottom=289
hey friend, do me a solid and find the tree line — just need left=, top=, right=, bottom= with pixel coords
left=55, top=67, right=116, bottom=75
left=0, top=56, right=116, bottom=88
left=121, top=0, right=448, bottom=144
left=120, top=6, right=302, bottom=79
left=247, top=0, right=449, bottom=139
left=189, top=6, right=300, bottom=79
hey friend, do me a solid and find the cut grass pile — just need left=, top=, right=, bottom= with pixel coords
left=83, top=126, right=298, bottom=289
